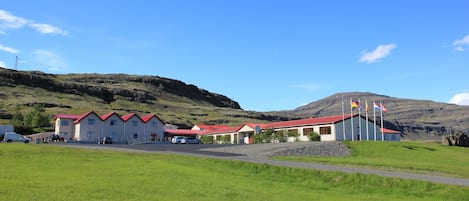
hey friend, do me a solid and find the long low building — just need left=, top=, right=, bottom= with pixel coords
left=55, top=112, right=400, bottom=144
left=187, top=114, right=400, bottom=144
left=55, top=111, right=165, bottom=143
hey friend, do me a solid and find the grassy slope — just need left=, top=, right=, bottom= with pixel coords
left=0, top=144, right=468, bottom=201
left=0, top=84, right=269, bottom=127
left=276, top=141, right=469, bottom=178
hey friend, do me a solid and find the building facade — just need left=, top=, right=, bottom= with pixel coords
left=54, top=112, right=165, bottom=143
left=192, top=114, right=400, bottom=144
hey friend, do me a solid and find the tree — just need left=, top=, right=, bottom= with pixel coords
left=11, top=104, right=24, bottom=127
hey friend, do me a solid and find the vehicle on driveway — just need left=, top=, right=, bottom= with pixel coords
left=98, top=137, right=113, bottom=144
left=183, top=137, right=201, bottom=144
left=171, top=136, right=185, bottom=144
left=3, top=132, right=31, bottom=143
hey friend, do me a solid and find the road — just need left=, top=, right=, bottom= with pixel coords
left=60, top=143, right=469, bottom=187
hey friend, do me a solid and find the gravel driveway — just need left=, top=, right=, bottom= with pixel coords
left=60, top=142, right=469, bottom=187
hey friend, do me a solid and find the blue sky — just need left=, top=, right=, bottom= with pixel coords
left=1, top=1, right=468, bottom=111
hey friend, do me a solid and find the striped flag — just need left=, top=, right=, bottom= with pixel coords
left=351, top=101, right=359, bottom=108
left=380, top=103, right=388, bottom=112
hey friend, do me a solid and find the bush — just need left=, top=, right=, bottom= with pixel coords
left=200, top=135, right=213, bottom=144
left=308, top=131, right=321, bottom=141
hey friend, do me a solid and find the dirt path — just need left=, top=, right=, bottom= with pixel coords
left=60, top=143, right=469, bottom=187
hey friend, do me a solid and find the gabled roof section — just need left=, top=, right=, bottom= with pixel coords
left=73, top=111, right=100, bottom=124
left=263, top=114, right=355, bottom=129
left=141, top=114, right=164, bottom=124
left=101, top=112, right=120, bottom=121
left=121, top=113, right=142, bottom=122
left=54, top=114, right=81, bottom=120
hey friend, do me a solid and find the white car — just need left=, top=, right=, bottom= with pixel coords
left=3, top=132, right=31, bottom=143
left=171, top=136, right=185, bottom=144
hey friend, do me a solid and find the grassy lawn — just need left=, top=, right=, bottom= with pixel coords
left=276, top=141, right=469, bottom=178
left=0, top=144, right=468, bottom=201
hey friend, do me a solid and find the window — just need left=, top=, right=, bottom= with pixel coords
left=87, top=131, right=95, bottom=140
left=303, top=128, right=314, bottom=135
left=133, top=133, right=138, bottom=139
left=88, top=119, right=96, bottom=125
left=61, top=120, right=69, bottom=126
left=131, top=120, right=138, bottom=127
left=319, top=126, right=331, bottom=135
left=110, top=119, right=117, bottom=126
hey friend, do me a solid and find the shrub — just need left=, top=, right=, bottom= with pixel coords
left=200, top=135, right=213, bottom=144
left=308, top=131, right=321, bottom=141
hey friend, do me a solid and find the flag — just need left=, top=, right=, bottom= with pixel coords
left=373, top=103, right=381, bottom=110
left=351, top=101, right=359, bottom=108
left=380, top=103, right=388, bottom=112
left=365, top=101, right=369, bottom=112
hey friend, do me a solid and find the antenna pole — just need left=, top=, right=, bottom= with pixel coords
left=15, top=56, right=18, bottom=70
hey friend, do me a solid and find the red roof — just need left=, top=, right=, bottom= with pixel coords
left=121, top=113, right=142, bottom=122
left=73, top=111, right=100, bottom=124
left=140, top=114, right=164, bottom=123
left=200, top=126, right=240, bottom=135
left=165, top=129, right=204, bottom=135
left=55, top=114, right=81, bottom=120
left=194, top=124, right=232, bottom=131
left=101, top=112, right=119, bottom=121
left=263, top=114, right=354, bottom=129
left=380, top=128, right=400, bottom=134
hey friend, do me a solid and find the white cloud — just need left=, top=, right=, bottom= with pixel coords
left=0, top=9, right=68, bottom=35
left=32, top=49, right=68, bottom=72
left=359, top=44, right=397, bottom=64
left=0, top=9, right=28, bottom=29
left=29, top=23, right=68, bottom=35
left=449, top=92, right=469, bottom=105
left=0, top=61, right=6, bottom=67
left=0, top=44, right=19, bottom=54
left=452, top=35, right=469, bottom=52
left=454, top=46, right=464, bottom=52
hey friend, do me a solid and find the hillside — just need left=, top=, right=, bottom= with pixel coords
left=291, top=92, right=469, bottom=139
left=0, top=67, right=290, bottom=128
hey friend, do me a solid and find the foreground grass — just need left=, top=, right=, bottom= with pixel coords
left=276, top=141, right=469, bottom=178
left=0, top=144, right=468, bottom=201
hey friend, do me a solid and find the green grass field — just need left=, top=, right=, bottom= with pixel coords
left=0, top=144, right=468, bottom=201
left=276, top=141, right=469, bottom=178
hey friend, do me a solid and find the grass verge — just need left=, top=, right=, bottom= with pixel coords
left=275, top=141, right=469, bottom=178
left=0, top=143, right=468, bottom=201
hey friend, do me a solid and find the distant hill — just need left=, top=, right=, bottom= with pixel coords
left=1, top=67, right=467, bottom=139
left=0, top=67, right=290, bottom=128
left=291, top=92, right=469, bottom=139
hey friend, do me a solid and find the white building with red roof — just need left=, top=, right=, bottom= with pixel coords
left=191, top=114, right=400, bottom=144
left=54, top=111, right=165, bottom=143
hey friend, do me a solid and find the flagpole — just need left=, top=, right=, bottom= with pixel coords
left=373, top=101, right=377, bottom=141
left=366, top=100, right=369, bottom=141
left=350, top=98, right=354, bottom=141
left=342, top=96, right=345, bottom=141
left=358, top=98, right=361, bottom=141
left=380, top=102, right=384, bottom=141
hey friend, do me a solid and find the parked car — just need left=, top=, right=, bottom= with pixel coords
left=3, top=132, right=31, bottom=143
left=183, top=137, right=201, bottom=144
left=98, top=137, right=113, bottom=144
left=0, top=133, right=4, bottom=142
left=171, top=136, right=185, bottom=144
